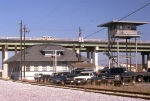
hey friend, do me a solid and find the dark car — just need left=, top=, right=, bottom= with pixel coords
left=51, top=75, right=67, bottom=85
left=101, top=67, right=136, bottom=86
left=48, top=72, right=70, bottom=83
left=135, top=68, right=150, bottom=82
left=34, top=73, right=50, bottom=83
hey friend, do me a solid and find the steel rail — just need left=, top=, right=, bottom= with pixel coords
left=22, top=81, right=150, bottom=100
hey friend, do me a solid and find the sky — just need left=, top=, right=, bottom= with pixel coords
left=0, top=0, right=150, bottom=68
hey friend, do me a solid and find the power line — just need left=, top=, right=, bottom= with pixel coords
left=84, top=27, right=106, bottom=39
left=38, top=0, right=90, bottom=29
left=84, top=2, right=150, bottom=39
left=30, top=0, right=67, bottom=26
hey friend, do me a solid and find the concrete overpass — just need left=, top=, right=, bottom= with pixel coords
left=1, top=37, right=150, bottom=78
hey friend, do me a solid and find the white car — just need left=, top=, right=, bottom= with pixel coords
left=74, top=71, right=97, bottom=85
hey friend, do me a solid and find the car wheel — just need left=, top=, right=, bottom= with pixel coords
left=97, top=81, right=101, bottom=85
left=61, top=81, right=65, bottom=85
left=75, top=83, right=78, bottom=86
left=121, top=80, right=125, bottom=86
left=136, top=76, right=144, bottom=83
left=87, top=79, right=92, bottom=85
left=130, top=79, right=136, bottom=86
left=94, top=80, right=97, bottom=85
left=114, top=82, right=117, bottom=86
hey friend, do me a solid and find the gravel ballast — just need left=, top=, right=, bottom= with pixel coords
left=0, top=80, right=148, bottom=101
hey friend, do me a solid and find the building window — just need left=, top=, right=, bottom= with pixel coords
left=26, top=64, right=30, bottom=71
left=62, top=67, right=67, bottom=71
left=42, top=62, right=47, bottom=71
left=119, top=25, right=123, bottom=30
left=34, top=62, right=39, bottom=71
left=131, top=25, right=136, bottom=30
left=50, top=67, right=54, bottom=72
left=26, top=67, right=30, bottom=71
left=42, top=67, right=47, bottom=71
left=34, top=67, right=39, bottom=71
left=17, top=66, right=19, bottom=72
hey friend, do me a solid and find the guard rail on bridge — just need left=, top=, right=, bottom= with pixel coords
left=0, top=36, right=150, bottom=43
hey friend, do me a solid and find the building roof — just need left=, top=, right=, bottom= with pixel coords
left=97, top=20, right=148, bottom=27
left=4, top=44, right=90, bottom=63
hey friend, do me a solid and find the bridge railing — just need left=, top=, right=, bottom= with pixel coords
left=0, top=36, right=150, bottom=43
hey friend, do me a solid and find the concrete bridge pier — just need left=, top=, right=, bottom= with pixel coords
left=147, top=54, right=150, bottom=69
left=86, top=46, right=99, bottom=71
left=141, top=52, right=150, bottom=70
left=2, top=45, right=8, bottom=79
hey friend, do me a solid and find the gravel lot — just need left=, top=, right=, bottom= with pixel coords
left=0, top=80, right=148, bottom=101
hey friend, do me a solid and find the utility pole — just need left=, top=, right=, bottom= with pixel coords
left=78, top=27, right=82, bottom=62
left=23, top=25, right=30, bottom=78
left=20, top=20, right=22, bottom=80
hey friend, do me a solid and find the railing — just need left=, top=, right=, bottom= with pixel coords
left=0, top=36, right=150, bottom=43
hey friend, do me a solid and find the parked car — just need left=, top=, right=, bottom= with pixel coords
left=89, top=68, right=109, bottom=85
left=51, top=75, right=67, bottom=85
left=101, top=67, right=136, bottom=86
left=48, top=72, right=70, bottom=83
left=34, top=73, right=43, bottom=82
left=65, top=68, right=93, bottom=85
left=135, top=68, right=150, bottom=82
left=74, top=71, right=97, bottom=85
left=34, top=73, right=50, bottom=83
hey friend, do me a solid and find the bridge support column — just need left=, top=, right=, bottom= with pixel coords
left=15, top=45, right=17, bottom=55
left=87, top=51, right=90, bottom=63
left=142, top=53, right=145, bottom=70
left=147, top=54, right=150, bottom=69
left=2, top=45, right=8, bottom=79
left=86, top=47, right=99, bottom=71
left=94, top=46, right=98, bottom=71
left=141, top=52, right=150, bottom=71
left=90, top=52, right=93, bottom=63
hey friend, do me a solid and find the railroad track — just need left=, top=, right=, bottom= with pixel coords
left=19, top=81, right=150, bottom=100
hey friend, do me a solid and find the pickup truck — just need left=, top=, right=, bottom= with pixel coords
left=135, top=68, right=150, bottom=82
left=74, top=71, right=97, bottom=85
left=65, top=69, right=94, bottom=84
left=101, top=67, right=136, bottom=86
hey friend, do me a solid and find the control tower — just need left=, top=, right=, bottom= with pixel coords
left=98, top=20, right=148, bottom=71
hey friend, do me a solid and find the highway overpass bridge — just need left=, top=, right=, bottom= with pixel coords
left=1, top=36, right=150, bottom=78
left=1, top=36, right=150, bottom=52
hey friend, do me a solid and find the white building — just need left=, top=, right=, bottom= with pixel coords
left=3, top=44, right=91, bottom=80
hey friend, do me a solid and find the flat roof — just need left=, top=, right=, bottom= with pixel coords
left=97, top=20, right=148, bottom=27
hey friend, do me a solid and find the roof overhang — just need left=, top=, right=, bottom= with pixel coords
left=97, top=20, right=148, bottom=27
left=71, top=62, right=95, bottom=68
left=42, top=50, right=65, bottom=51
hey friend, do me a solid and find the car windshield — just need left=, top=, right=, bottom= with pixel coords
left=58, top=72, right=70, bottom=76
left=110, top=68, right=126, bottom=73
left=56, top=76, right=66, bottom=79
left=71, top=71, right=82, bottom=75
left=79, top=73, right=89, bottom=76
